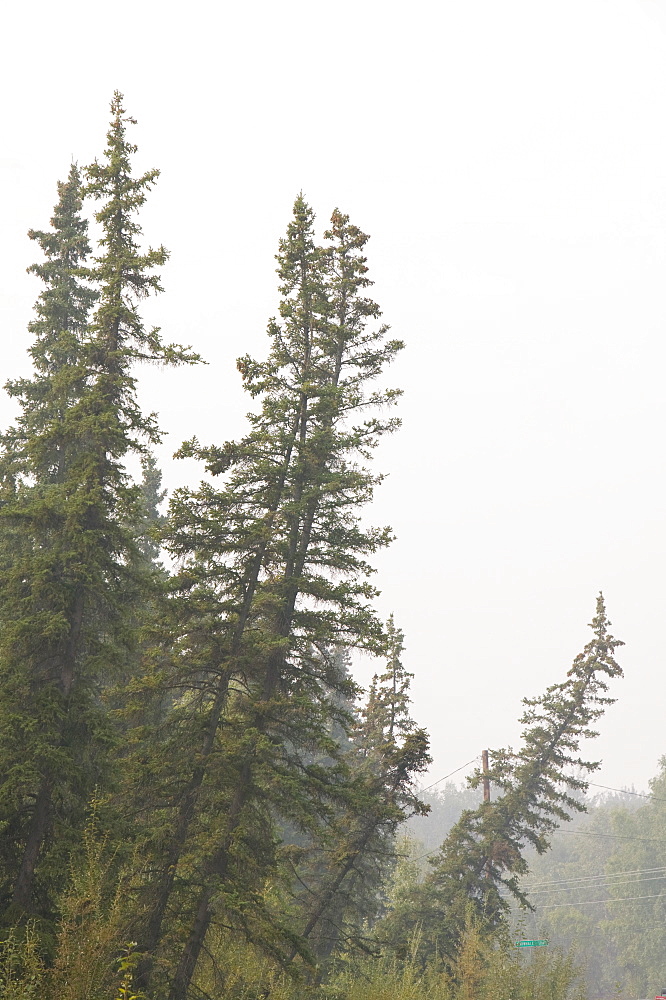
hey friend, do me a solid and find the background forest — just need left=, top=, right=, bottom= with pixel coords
left=407, top=762, right=666, bottom=1000
left=0, top=94, right=650, bottom=1000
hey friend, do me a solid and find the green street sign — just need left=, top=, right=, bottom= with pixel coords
left=516, top=940, right=548, bottom=948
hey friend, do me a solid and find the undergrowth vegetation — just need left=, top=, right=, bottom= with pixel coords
left=0, top=916, right=584, bottom=1000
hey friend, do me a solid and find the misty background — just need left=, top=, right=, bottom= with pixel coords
left=2, top=0, right=665, bottom=794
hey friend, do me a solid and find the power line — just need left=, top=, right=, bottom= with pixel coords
left=412, top=831, right=666, bottom=868
left=492, top=753, right=664, bottom=803
left=499, top=868, right=666, bottom=901
left=419, top=754, right=666, bottom=805
left=409, top=768, right=666, bottom=868
left=419, top=756, right=480, bottom=793
left=588, top=781, right=666, bottom=803
left=523, top=865, right=666, bottom=890
left=552, top=829, right=666, bottom=845
left=530, top=874, right=666, bottom=896
left=421, top=763, right=666, bottom=804
left=413, top=848, right=437, bottom=863
left=538, top=891, right=666, bottom=909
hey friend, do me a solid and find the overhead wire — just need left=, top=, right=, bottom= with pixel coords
left=522, top=864, right=666, bottom=889
left=587, top=781, right=666, bottom=802
left=410, top=829, right=666, bottom=868
left=418, top=755, right=665, bottom=806
left=552, top=829, right=666, bottom=845
left=409, top=825, right=666, bottom=866
left=529, top=874, right=666, bottom=896
left=419, top=759, right=665, bottom=806
left=419, top=756, right=480, bottom=793
left=410, top=824, right=666, bottom=866
left=409, top=762, right=666, bottom=878
left=490, top=752, right=664, bottom=802
left=538, top=891, right=666, bottom=909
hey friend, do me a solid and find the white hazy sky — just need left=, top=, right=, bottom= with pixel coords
left=2, top=0, right=666, bottom=794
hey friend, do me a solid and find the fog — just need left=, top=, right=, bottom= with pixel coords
left=2, top=0, right=665, bottom=792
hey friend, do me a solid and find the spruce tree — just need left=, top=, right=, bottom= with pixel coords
left=379, top=594, right=623, bottom=964
left=127, top=195, right=331, bottom=989
left=128, top=201, right=403, bottom=997
left=0, top=164, right=98, bottom=915
left=0, top=94, right=196, bottom=919
left=287, top=617, right=430, bottom=969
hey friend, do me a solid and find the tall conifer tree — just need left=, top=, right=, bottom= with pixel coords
left=0, top=165, right=97, bottom=915
left=287, top=617, right=430, bottom=969
left=169, top=204, right=402, bottom=998
left=128, top=201, right=403, bottom=996
left=0, top=94, right=196, bottom=919
left=379, top=595, right=624, bottom=963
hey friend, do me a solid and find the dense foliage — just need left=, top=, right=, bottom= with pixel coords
left=0, top=95, right=627, bottom=1000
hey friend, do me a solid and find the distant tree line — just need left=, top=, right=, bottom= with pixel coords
left=508, top=761, right=666, bottom=998
left=0, top=93, right=624, bottom=1000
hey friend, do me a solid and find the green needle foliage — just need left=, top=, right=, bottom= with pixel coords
left=379, top=594, right=623, bottom=965
left=126, top=198, right=404, bottom=997
left=287, top=617, right=431, bottom=971
left=0, top=93, right=197, bottom=924
left=0, top=164, right=100, bottom=919
left=0, top=95, right=628, bottom=1000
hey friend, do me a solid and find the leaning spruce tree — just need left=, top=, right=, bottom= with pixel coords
left=126, top=200, right=405, bottom=997
left=0, top=93, right=197, bottom=920
left=379, top=594, right=624, bottom=964
left=286, top=616, right=431, bottom=969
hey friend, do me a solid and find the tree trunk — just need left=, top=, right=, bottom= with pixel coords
left=10, top=586, right=84, bottom=912
left=11, top=777, right=53, bottom=911
left=136, top=419, right=303, bottom=992
left=167, top=762, right=251, bottom=1000
left=166, top=385, right=328, bottom=996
